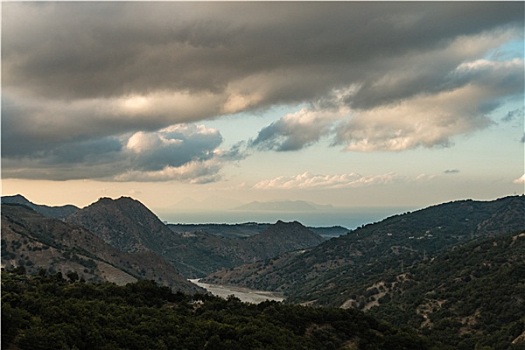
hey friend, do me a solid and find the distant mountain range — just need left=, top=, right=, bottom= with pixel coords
left=2, top=193, right=525, bottom=348
left=233, top=200, right=334, bottom=212
left=168, top=222, right=349, bottom=239
left=66, top=197, right=326, bottom=277
left=2, top=195, right=328, bottom=279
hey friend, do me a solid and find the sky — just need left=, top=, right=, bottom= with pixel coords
left=1, top=2, right=524, bottom=225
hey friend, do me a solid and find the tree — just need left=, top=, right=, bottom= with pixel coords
left=67, top=271, right=79, bottom=283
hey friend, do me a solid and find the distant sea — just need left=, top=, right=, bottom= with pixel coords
left=158, top=207, right=415, bottom=230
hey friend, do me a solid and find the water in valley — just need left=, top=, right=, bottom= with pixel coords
left=190, top=279, right=285, bottom=304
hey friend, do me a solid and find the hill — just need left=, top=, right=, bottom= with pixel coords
left=1, top=203, right=200, bottom=294
left=2, top=271, right=434, bottom=350
left=66, top=197, right=173, bottom=253
left=203, top=196, right=525, bottom=349
left=244, top=220, right=325, bottom=260
left=1, top=194, right=79, bottom=219
left=66, top=196, right=215, bottom=276
left=366, top=231, right=525, bottom=349
left=204, top=196, right=525, bottom=305
left=66, top=197, right=326, bottom=277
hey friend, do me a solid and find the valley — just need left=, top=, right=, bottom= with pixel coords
left=3, top=3, right=524, bottom=349
left=2, top=194, right=524, bottom=349
left=189, top=279, right=285, bottom=303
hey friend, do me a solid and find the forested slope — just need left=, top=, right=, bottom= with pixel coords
left=205, top=196, right=525, bottom=306
left=2, top=271, right=434, bottom=350
left=368, top=231, right=525, bottom=350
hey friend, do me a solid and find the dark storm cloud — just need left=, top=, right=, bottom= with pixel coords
left=2, top=2, right=524, bottom=180
left=1, top=124, right=229, bottom=182
left=3, top=2, right=522, bottom=102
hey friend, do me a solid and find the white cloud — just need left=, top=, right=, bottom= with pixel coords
left=335, top=83, right=498, bottom=152
left=126, top=131, right=173, bottom=154
left=119, top=124, right=246, bottom=182
left=253, top=171, right=399, bottom=190
left=513, top=174, right=525, bottom=184
left=126, top=124, right=219, bottom=155
left=123, top=124, right=222, bottom=172
left=1, top=123, right=234, bottom=183
left=114, top=159, right=222, bottom=183
left=251, top=45, right=523, bottom=153
left=250, top=107, right=347, bottom=151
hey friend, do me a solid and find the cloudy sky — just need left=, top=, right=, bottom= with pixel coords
left=2, top=2, right=524, bottom=222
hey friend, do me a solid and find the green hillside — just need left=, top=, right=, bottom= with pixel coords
left=2, top=271, right=433, bottom=350
left=205, top=196, right=525, bottom=307
left=368, top=231, right=525, bottom=350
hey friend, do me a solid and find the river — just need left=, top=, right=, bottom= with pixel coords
left=190, top=279, right=285, bottom=304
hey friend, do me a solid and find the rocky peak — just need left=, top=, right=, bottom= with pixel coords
left=66, top=196, right=170, bottom=253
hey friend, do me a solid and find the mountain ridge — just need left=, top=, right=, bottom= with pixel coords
left=1, top=194, right=79, bottom=219
left=65, top=196, right=327, bottom=278
left=3, top=193, right=524, bottom=349
left=204, top=195, right=525, bottom=305
left=243, top=220, right=325, bottom=260
left=1, top=203, right=201, bottom=293
left=67, top=196, right=172, bottom=253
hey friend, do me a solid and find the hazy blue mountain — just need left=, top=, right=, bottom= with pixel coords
left=234, top=200, right=334, bottom=212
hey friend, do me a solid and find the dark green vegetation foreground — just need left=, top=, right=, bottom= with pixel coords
left=2, top=271, right=432, bottom=350
left=2, top=195, right=524, bottom=350
left=204, top=197, right=525, bottom=350
left=368, top=231, right=525, bottom=350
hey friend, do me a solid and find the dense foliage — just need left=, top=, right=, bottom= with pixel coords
left=206, top=196, right=524, bottom=306
left=369, top=232, right=525, bottom=350
left=202, top=197, right=525, bottom=350
left=1, top=271, right=434, bottom=350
